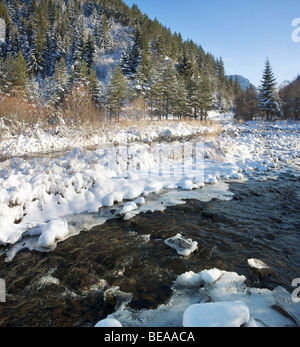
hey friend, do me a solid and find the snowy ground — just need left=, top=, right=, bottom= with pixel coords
left=1, top=111, right=300, bottom=327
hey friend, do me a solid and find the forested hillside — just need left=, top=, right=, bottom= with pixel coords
left=0, top=0, right=239, bottom=125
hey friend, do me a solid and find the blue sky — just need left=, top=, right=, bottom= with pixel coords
left=123, top=0, right=300, bottom=87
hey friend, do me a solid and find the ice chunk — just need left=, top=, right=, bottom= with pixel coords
left=95, top=318, right=123, bottom=327
left=164, top=233, right=198, bottom=257
left=248, top=258, right=269, bottom=269
left=183, top=301, right=250, bottom=327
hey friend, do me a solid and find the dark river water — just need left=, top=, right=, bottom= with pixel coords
left=0, top=172, right=300, bottom=327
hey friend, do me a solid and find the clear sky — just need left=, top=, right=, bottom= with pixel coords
left=123, top=0, right=300, bottom=87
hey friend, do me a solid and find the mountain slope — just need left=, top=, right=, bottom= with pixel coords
left=0, top=0, right=237, bottom=121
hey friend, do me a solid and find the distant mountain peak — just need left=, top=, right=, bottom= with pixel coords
left=227, top=75, right=257, bottom=92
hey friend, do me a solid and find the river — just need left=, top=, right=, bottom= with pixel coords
left=0, top=169, right=299, bottom=327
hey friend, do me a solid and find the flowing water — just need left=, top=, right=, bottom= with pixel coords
left=0, top=170, right=300, bottom=327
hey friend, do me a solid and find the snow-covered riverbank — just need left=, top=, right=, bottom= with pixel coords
left=1, top=114, right=300, bottom=328
left=0, top=114, right=299, bottom=248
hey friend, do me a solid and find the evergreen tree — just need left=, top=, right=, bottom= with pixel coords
left=177, top=50, right=195, bottom=86
left=106, top=63, right=128, bottom=122
left=13, top=50, right=28, bottom=89
left=28, top=26, right=47, bottom=76
left=161, top=60, right=178, bottom=119
left=199, top=76, right=213, bottom=120
left=120, top=45, right=132, bottom=78
left=279, top=76, right=300, bottom=120
left=135, top=50, right=150, bottom=94
left=189, top=73, right=203, bottom=119
left=44, top=30, right=57, bottom=76
left=145, top=61, right=163, bottom=119
left=52, top=57, right=68, bottom=106
left=259, top=58, right=282, bottom=120
left=235, top=85, right=259, bottom=121
left=100, top=13, right=113, bottom=50
left=174, top=78, right=190, bottom=119
left=83, top=31, right=96, bottom=69
left=88, top=67, right=103, bottom=105
left=233, top=76, right=243, bottom=97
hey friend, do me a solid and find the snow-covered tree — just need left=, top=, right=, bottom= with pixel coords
left=106, top=63, right=128, bottom=122
left=52, top=57, right=68, bottom=106
left=259, top=58, right=282, bottom=120
left=161, top=60, right=178, bottom=119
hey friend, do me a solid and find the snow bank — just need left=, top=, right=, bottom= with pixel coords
left=0, top=119, right=299, bottom=252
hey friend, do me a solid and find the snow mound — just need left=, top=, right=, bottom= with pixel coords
left=176, top=268, right=222, bottom=287
left=119, top=202, right=138, bottom=216
left=164, top=233, right=198, bottom=257
left=183, top=301, right=250, bottom=327
left=38, top=219, right=69, bottom=248
left=95, top=318, right=123, bottom=328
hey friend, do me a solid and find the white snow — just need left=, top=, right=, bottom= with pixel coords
left=248, top=258, right=270, bottom=270
left=119, top=202, right=138, bottom=216
left=182, top=301, right=250, bottom=327
left=104, top=268, right=298, bottom=328
left=95, top=318, right=123, bottom=328
left=176, top=268, right=222, bottom=287
left=1, top=115, right=300, bottom=328
left=0, top=118, right=299, bottom=252
left=37, top=219, right=69, bottom=248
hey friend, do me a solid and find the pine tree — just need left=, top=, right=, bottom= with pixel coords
left=128, top=29, right=142, bottom=75
left=100, top=13, right=113, bottom=50
left=259, top=58, right=282, bottom=120
left=199, top=76, right=213, bottom=120
left=161, top=60, right=178, bottom=119
left=135, top=50, right=150, bottom=95
left=83, top=31, right=96, bottom=69
left=13, top=50, right=28, bottom=89
left=174, top=78, right=190, bottom=119
left=88, top=67, right=103, bottom=105
left=235, top=85, right=259, bottom=121
left=189, top=73, right=203, bottom=119
left=52, top=57, right=68, bottom=107
left=106, top=63, right=128, bottom=122
left=28, top=26, right=47, bottom=76
left=120, top=46, right=132, bottom=78
left=145, top=61, right=163, bottom=119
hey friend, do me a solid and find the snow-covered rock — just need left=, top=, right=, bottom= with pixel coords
left=164, top=233, right=198, bottom=257
left=183, top=301, right=250, bottom=327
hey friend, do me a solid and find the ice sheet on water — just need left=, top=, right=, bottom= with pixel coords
left=104, top=268, right=297, bottom=328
